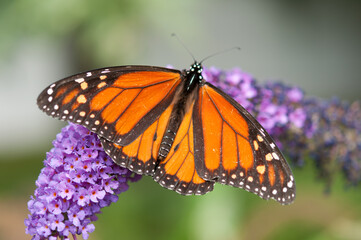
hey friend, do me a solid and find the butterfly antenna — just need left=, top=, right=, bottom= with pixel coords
left=200, top=46, right=241, bottom=64
left=171, top=33, right=196, bottom=62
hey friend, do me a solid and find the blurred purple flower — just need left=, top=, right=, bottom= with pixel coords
left=25, top=123, right=141, bottom=240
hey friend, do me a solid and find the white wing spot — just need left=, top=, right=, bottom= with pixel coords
left=272, top=152, right=280, bottom=160
left=283, top=187, right=287, bottom=193
left=48, top=96, right=53, bottom=102
left=64, top=110, right=69, bottom=114
left=270, top=143, right=276, bottom=149
left=47, top=88, right=53, bottom=95
left=75, top=78, right=85, bottom=83
left=54, top=104, right=59, bottom=110
left=287, top=181, right=293, bottom=188
left=261, top=186, right=267, bottom=191
left=272, top=189, right=277, bottom=195
left=86, top=72, right=92, bottom=77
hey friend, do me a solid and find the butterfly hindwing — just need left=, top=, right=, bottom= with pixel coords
left=99, top=104, right=175, bottom=176
left=37, top=66, right=182, bottom=145
left=193, top=83, right=295, bottom=204
left=153, top=101, right=215, bottom=195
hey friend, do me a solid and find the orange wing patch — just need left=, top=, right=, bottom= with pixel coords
left=114, top=71, right=179, bottom=88
left=63, top=89, right=79, bottom=105
left=154, top=103, right=214, bottom=195
left=100, top=104, right=174, bottom=176
left=113, top=81, right=176, bottom=136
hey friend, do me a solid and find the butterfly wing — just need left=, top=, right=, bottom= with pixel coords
left=193, top=83, right=295, bottom=204
left=153, top=100, right=215, bottom=195
left=99, top=103, right=174, bottom=176
left=37, top=66, right=182, bottom=145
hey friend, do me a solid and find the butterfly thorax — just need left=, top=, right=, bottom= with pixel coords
left=185, top=62, right=204, bottom=90
left=157, top=62, right=203, bottom=161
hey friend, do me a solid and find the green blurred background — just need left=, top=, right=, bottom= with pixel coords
left=1, top=0, right=360, bottom=239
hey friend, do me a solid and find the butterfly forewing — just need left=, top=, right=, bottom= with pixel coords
left=193, top=83, right=295, bottom=204
left=37, top=66, right=182, bottom=145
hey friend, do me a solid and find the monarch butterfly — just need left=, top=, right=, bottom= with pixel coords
left=37, top=62, right=295, bottom=204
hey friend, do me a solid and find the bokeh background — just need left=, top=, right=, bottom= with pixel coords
left=1, top=0, right=360, bottom=239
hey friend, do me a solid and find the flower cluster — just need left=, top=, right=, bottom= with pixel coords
left=25, top=123, right=141, bottom=240
left=304, top=98, right=361, bottom=188
left=204, top=66, right=361, bottom=187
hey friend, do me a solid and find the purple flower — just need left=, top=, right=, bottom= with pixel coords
left=89, top=186, right=106, bottom=203
left=25, top=123, right=141, bottom=239
left=49, top=214, right=65, bottom=231
left=287, top=87, right=304, bottom=102
left=289, top=108, right=307, bottom=128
